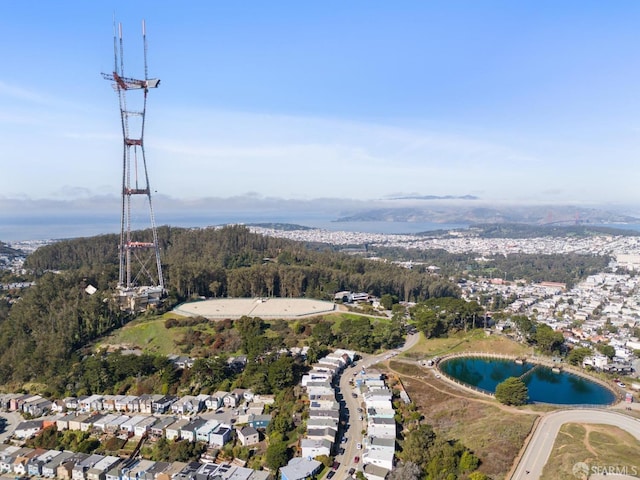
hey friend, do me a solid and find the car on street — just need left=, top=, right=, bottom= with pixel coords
left=348, top=468, right=356, bottom=476
left=356, top=442, right=362, bottom=449
left=352, top=392, right=357, bottom=398
left=354, top=456, right=360, bottom=463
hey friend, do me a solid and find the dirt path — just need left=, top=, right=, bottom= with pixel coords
left=581, top=424, right=598, bottom=457
left=385, top=358, right=541, bottom=479
left=385, top=358, right=541, bottom=416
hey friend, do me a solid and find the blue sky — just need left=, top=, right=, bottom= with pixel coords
left=2, top=1, right=640, bottom=218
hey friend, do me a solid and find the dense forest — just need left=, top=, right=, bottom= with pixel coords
left=465, top=223, right=640, bottom=239
left=0, top=225, right=457, bottom=391
left=25, top=225, right=458, bottom=301
left=374, top=246, right=610, bottom=288
left=0, top=224, right=613, bottom=393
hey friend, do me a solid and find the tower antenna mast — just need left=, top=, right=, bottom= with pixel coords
left=102, top=19, right=164, bottom=311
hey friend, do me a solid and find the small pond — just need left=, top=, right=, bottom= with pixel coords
left=439, top=357, right=616, bottom=405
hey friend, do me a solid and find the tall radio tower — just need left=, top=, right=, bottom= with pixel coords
left=102, top=20, right=164, bottom=311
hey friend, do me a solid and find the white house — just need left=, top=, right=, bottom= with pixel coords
left=367, top=417, right=396, bottom=439
left=280, top=458, right=321, bottom=480
left=300, top=438, right=332, bottom=459
left=13, top=420, right=43, bottom=439
left=134, top=416, right=158, bottom=437
left=119, top=415, right=147, bottom=435
left=362, top=436, right=395, bottom=471
left=306, top=417, right=339, bottom=431
left=301, top=372, right=332, bottom=387
left=171, top=395, right=200, bottom=415
left=165, top=418, right=189, bottom=441
left=305, top=381, right=334, bottom=398
left=180, top=418, right=207, bottom=443
left=195, top=419, right=220, bottom=443
left=237, top=426, right=260, bottom=446
left=583, top=355, right=608, bottom=370
left=208, top=423, right=232, bottom=447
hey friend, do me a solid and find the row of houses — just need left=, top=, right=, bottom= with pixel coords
left=0, top=389, right=271, bottom=418
left=167, top=355, right=248, bottom=373
left=13, top=409, right=273, bottom=450
left=355, top=371, right=397, bottom=480
left=0, top=444, right=271, bottom=480
left=300, top=349, right=356, bottom=460
left=281, top=349, right=355, bottom=480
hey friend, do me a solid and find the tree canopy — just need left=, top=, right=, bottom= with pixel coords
left=410, top=297, right=484, bottom=339
left=0, top=225, right=461, bottom=388
left=495, top=377, right=528, bottom=406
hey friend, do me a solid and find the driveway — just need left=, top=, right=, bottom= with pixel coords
left=0, top=411, right=23, bottom=442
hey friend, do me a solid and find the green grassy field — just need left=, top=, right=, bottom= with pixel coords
left=95, top=310, right=385, bottom=356
left=400, top=328, right=530, bottom=360
left=96, top=312, right=186, bottom=355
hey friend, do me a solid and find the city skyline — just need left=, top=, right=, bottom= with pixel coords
left=2, top=1, right=640, bottom=217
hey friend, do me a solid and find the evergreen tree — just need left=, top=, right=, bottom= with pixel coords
left=495, top=377, right=528, bottom=406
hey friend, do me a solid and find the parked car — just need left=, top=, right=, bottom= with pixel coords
left=327, top=471, right=335, bottom=479
left=348, top=468, right=356, bottom=476
left=332, top=461, right=340, bottom=470
left=354, top=456, right=360, bottom=463
left=356, top=442, right=362, bottom=449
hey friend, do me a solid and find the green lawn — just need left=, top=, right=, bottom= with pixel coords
left=97, top=312, right=187, bottom=355
left=400, top=329, right=529, bottom=360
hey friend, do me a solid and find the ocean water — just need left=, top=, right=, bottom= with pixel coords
left=3, top=213, right=640, bottom=243
left=0, top=213, right=467, bottom=242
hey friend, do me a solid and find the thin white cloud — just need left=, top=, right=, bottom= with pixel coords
left=2, top=100, right=638, bottom=205
left=0, top=80, right=53, bottom=104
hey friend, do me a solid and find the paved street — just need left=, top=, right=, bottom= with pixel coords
left=330, top=332, right=418, bottom=479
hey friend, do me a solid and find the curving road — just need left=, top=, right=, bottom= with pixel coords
left=511, top=409, right=640, bottom=480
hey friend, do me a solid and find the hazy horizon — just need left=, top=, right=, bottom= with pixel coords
left=3, top=194, right=640, bottom=242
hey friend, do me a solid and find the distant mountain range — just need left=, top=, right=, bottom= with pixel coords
left=335, top=205, right=640, bottom=225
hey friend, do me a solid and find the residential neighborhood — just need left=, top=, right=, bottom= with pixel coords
left=0, top=345, right=406, bottom=480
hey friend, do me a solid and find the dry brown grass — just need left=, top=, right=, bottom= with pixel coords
left=387, top=358, right=538, bottom=479
left=540, top=423, right=640, bottom=480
